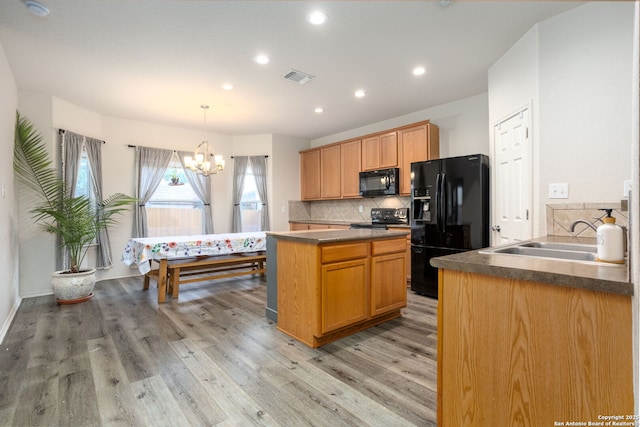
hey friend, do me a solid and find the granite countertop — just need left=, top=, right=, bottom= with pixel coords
left=289, top=219, right=410, bottom=228
left=267, top=229, right=409, bottom=243
left=430, top=236, right=632, bottom=296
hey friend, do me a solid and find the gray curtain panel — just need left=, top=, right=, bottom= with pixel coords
left=133, top=146, right=173, bottom=238
left=85, top=137, right=112, bottom=269
left=59, top=131, right=84, bottom=270
left=231, top=156, right=249, bottom=233
left=249, top=156, right=270, bottom=231
left=178, top=150, right=214, bottom=234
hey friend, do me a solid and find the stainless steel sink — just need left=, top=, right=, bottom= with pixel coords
left=518, top=241, right=597, bottom=253
left=490, top=246, right=597, bottom=261
left=479, top=241, right=622, bottom=266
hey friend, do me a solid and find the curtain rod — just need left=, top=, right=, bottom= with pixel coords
left=58, top=128, right=106, bottom=144
left=127, top=144, right=178, bottom=153
left=230, top=155, right=269, bottom=158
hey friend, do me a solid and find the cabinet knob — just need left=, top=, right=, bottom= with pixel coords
left=492, top=225, right=501, bottom=232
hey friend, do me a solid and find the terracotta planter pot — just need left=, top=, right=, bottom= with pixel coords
left=51, top=268, right=96, bottom=304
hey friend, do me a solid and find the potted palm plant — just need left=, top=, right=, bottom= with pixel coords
left=13, top=111, right=135, bottom=303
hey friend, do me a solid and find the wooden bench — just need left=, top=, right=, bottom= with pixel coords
left=143, top=252, right=266, bottom=299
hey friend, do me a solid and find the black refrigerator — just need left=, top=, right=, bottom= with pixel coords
left=410, top=154, right=489, bottom=298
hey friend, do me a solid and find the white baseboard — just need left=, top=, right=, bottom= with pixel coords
left=0, top=297, right=22, bottom=345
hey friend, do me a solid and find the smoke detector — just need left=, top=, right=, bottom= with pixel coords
left=282, top=69, right=315, bottom=85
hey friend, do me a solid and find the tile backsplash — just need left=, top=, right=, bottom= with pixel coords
left=289, top=197, right=411, bottom=223
left=546, top=202, right=628, bottom=237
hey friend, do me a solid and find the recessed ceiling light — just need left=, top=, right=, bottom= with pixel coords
left=222, top=83, right=234, bottom=91
left=354, top=89, right=366, bottom=98
left=314, top=107, right=324, bottom=114
left=22, top=0, right=49, bottom=17
left=253, top=54, right=270, bottom=65
left=306, top=11, right=328, bottom=26
left=413, top=66, right=426, bottom=76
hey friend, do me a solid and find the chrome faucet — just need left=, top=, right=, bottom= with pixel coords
left=569, top=219, right=600, bottom=232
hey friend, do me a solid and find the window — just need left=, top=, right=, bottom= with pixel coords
left=240, top=164, right=262, bottom=232
left=74, top=149, right=96, bottom=203
left=146, top=154, right=204, bottom=237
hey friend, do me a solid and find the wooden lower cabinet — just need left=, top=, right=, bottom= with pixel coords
left=437, top=269, right=633, bottom=426
left=277, top=237, right=407, bottom=348
left=322, top=258, right=368, bottom=333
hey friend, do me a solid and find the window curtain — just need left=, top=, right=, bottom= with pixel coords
left=178, top=150, right=214, bottom=234
left=231, top=156, right=269, bottom=232
left=59, top=131, right=84, bottom=270
left=133, top=147, right=173, bottom=237
left=85, top=137, right=112, bottom=269
left=250, top=156, right=270, bottom=231
left=231, top=156, right=250, bottom=233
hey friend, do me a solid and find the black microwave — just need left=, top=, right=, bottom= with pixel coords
left=359, top=168, right=400, bottom=197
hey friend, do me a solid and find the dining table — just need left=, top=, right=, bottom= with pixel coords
left=121, top=232, right=267, bottom=302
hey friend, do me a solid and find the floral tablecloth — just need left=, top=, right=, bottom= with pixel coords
left=121, top=232, right=267, bottom=274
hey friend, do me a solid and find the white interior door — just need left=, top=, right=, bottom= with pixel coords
left=493, top=107, right=532, bottom=245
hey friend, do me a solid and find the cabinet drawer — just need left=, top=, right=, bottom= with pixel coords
left=321, top=243, right=368, bottom=263
left=371, top=238, right=406, bottom=256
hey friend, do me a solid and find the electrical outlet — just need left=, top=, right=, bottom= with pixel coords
left=549, top=183, right=569, bottom=199
left=358, top=205, right=363, bottom=213
left=623, top=180, right=632, bottom=197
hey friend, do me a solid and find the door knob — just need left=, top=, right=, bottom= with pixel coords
left=492, top=225, right=501, bottom=232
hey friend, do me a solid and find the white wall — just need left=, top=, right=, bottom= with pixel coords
left=0, top=41, right=20, bottom=342
left=489, top=2, right=634, bottom=238
left=272, top=134, right=309, bottom=231
left=310, top=93, right=490, bottom=157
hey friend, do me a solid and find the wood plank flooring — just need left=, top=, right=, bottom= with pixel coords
left=0, top=275, right=438, bottom=426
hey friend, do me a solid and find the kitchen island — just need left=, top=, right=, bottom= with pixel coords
left=267, top=229, right=408, bottom=348
left=431, top=236, right=633, bottom=426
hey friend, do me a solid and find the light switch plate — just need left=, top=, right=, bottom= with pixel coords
left=549, top=182, right=569, bottom=199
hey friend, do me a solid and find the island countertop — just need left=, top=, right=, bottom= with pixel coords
left=430, top=236, right=632, bottom=296
left=266, top=228, right=409, bottom=244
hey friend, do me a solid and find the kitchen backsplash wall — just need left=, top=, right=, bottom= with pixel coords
left=546, top=202, right=628, bottom=237
left=289, top=197, right=411, bottom=223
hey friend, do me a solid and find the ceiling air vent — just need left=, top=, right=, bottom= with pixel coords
left=282, top=69, right=315, bottom=85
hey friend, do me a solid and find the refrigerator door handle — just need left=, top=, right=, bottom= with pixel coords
left=435, top=173, right=442, bottom=229
left=439, top=172, right=447, bottom=233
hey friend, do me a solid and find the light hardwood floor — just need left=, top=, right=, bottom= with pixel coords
left=0, top=275, right=438, bottom=426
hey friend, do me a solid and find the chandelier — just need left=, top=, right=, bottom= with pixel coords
left=184, top=105, right=225, bottom=176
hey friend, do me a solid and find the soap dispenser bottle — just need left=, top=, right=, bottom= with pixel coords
left=596, top=209, right=624, bottom=264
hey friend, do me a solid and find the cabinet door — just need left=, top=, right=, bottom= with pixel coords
left=321, top=259, right=369, bottom=333
left=340, top=140, right=361, bottom=198
left=371, top=252, right=407, bottom=316
left=321, top=145, right=341, bottom=199
left=400, top=124, right=439, bottom=195
left=300, top=149, right=321, bottom=200
left=361, top=135, right=380, bottom=171
left=379, top=131, right=398, bottom=168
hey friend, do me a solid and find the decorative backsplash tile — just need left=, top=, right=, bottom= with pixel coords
left=289, top=197, right=411, bottom=222
left=546, top=202, right=628, bottom=237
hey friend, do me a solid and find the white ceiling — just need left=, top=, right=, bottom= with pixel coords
left=0, top=1, right=582, bottom=140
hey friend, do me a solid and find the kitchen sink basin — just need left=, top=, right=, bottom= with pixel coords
left=479, top=241, right=623, bottom=266
left=518, top=241, right=597, bottom=253
left=490, top=246, right=597, bottom=261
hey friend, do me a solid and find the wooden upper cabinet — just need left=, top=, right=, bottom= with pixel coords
left=300, top=149, right=321, bottom=200
left=321, top=145, right=341, bottom=199
left=361, top=132, right=398, bottom=171
left=399, top=123, right=439, bottom=195
left=340, top=140, right=361, bottom=198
